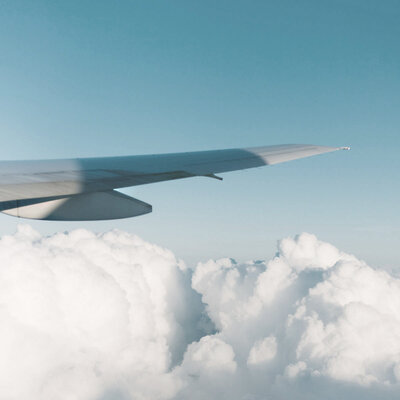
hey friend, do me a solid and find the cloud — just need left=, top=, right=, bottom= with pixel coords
left=0, top=225, right=210, bottom=400
left=1, top=227, right=399, bottom=399
left=247, top=335, right=277, bottom=366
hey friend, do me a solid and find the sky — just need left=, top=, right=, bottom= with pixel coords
left=0, top=0, right=399, bottom=268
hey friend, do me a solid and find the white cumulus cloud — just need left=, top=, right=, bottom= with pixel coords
left=247, top=335, right=277, bottom=365
left=0, top=227, right=399, bottom=400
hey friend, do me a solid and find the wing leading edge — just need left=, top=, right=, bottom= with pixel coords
left=0, top=144, right=349, bottom=220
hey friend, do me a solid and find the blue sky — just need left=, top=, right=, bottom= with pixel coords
left=0, top=0, right=399, bottom=267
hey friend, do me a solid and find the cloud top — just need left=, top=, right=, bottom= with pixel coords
left=1, top=227, right=399, bottom=399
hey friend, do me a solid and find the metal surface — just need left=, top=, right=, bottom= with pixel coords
left=0, top=144, right=347, bottom=220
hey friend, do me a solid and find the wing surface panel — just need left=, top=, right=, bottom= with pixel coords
left=0, top=144, right=346, bottom=217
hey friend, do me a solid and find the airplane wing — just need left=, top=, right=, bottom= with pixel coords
left=0, top=144, right=349, bottom=220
